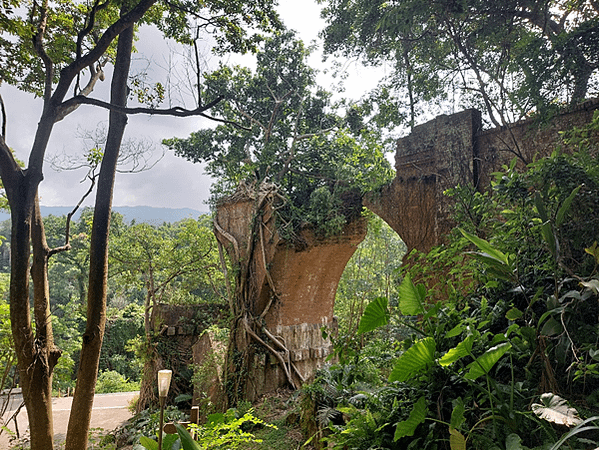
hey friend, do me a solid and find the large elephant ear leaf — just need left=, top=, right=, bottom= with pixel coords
left=531, top=393, right=583, bottom=427
left=394, top=396, right=428, bottom=441
left=389, top=337, right=436, bottom=382
left=398, top=273, right=426, bottom=316
left=464, top=342, right=511, bottom=380
left=358, top=297, right=389, bottom=334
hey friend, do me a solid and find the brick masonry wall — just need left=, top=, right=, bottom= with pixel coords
left=367, top=100, right=599, bottom=252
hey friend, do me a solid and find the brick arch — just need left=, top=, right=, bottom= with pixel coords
left=214, top=101, right=599, bottom=400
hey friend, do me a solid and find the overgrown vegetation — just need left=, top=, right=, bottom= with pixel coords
left=300, top=117, right=599, bottom=449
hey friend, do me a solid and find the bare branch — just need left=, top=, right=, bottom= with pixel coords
left=58, top=95, right=251, bottom=130
left=59, top=94, right=222, bottom=116
left=55, top=63, right=106, bottom=122
left=75, top=0, right=110, bottom=96
left=52, top=0, right=158, bottom=104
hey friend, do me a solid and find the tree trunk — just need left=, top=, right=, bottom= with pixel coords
left=5, top=107, right=60, bottom=450
left=64, top=17, right=134, bottom=450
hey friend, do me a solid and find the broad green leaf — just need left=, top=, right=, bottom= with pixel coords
left=389, top=337, right=436, bottom=382
left=464, top=342, right=511, bottom=380
left=398, top=274, right=426, bottom=316
left=439, top=335, right=474, bottom=366
left=139, top=436, right=158, bottom=450
left=394, top=397, right=427, bottom=441
left=450, top=398, right=466, bottom=430
left=505, top=307, right=523, bottom=320
left=175, top=423, right=202, bottom=450
left=556, top=186, right=581, bottom=227
left=163, top=433, right=180, bottom=450
left=531, top=393, right=583, bottom=427
left=358, top=297, right=389, bottom=334
left=505, top=433, right=528, bottom=450
left=445, top=324, right=464, bottom=338
left=449, top=428, right=467, bottom=450
left=540, top=317, right=562, bottom=336
left=459, top=229, right=509, bottom=266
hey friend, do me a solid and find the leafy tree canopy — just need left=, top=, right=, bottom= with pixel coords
left=164, top=30, right=394, bottom=236
left=318, top=0, right=599, bottom=127
left=0, top=0, right=282, bottom=97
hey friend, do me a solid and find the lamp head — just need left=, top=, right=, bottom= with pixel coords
left=157, top=369, right=172, bottom=398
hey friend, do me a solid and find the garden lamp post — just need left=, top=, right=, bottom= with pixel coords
left=157, top=369, right=172, bottom=450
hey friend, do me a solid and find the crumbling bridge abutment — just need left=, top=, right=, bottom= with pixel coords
left=366, top=100, right=599, bottom=252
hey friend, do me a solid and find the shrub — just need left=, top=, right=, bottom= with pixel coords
left=95, top=370, right=140, bottom=394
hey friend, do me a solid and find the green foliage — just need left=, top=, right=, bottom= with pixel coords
left=319, top=0, right=599, bottom=126
left=332, top=216, right=406, bottom=363
left=133, top=408, right=273, bottom=450
left=303, top=145, right=599, bottom=449
left=100, top=304, right=144, bottom=381
left=95, top=370, right=140, bottom=394
left=357, top=297, right=389, bottom=334
left=117, top=406, right=188, bottom=448
left=165, top=31, right=393, bottom=236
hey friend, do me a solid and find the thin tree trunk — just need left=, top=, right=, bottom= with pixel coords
left=64, top=17, right=134, bottom=450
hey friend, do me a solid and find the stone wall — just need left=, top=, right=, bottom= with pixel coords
left=367, top=101, right=599, bottom=252
left=365, top=109, right=481, bottom=251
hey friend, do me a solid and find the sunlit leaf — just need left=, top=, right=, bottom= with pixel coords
left=398, top=274, right=426, bottom=316
left=394, top=396, right=427, bottom=441
left=439, top=335, right=474, bottom=366
left=464, top=342, right=511, bottom=380
left=449, top=428, right=466, bottom=450
left=459, top=229, right=509, bottom=266
left=531, top=393, right=583, bottom=427
left=358, top=297, right=389, bottom=334
left=581, top=279, right=599, bottom=295
left=389, top=337, right=436, bottom=382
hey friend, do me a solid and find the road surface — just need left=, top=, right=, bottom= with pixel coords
left=0, top=390, right=137, bottom=449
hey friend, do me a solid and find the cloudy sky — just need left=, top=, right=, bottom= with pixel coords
left=3, top=1, right=382, bottom=212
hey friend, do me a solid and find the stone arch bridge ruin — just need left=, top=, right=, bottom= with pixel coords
left=214, top=101, right=599, bottom=400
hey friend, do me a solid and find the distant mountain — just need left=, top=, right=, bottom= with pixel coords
left=0, top=206, right=208, bottom=224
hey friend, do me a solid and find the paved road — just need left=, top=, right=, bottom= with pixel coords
left=0, top=391, right=137, bottom=449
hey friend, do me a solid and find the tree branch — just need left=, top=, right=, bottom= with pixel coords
left=59, top=94, right=219, bottom=116
left=0, top=92, right=6, bottom=138
left=31, top=0, right=54, bottom=105
left=52, top=0, right=158, bottom=104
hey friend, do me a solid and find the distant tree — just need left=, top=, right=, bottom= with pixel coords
left=319, top=0, right=599, bottom=127
left=110, top=216, right=225, bottom=336
left=0, top=0, right=280, bottom=448
left=109, top=216, right=226, bottom=410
